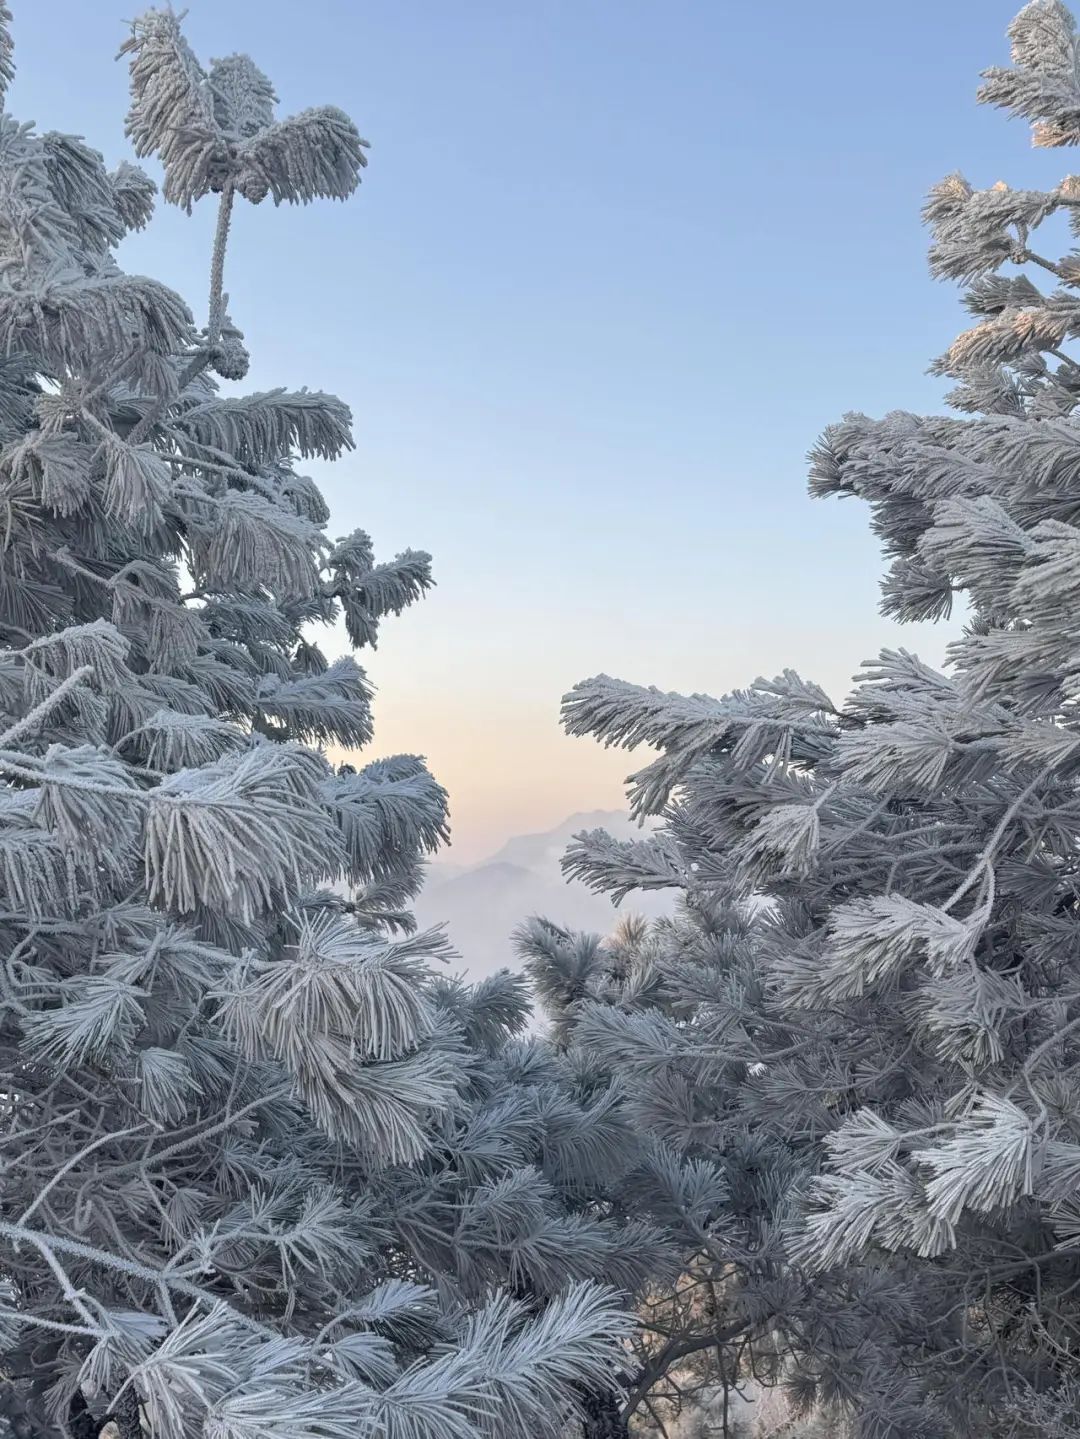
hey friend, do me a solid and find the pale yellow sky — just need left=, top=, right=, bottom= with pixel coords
left=337, top=608, right=962, bottom=868
left=346, top=688, right=633, bottom=866
left=325, top=679, right=629, bottom=857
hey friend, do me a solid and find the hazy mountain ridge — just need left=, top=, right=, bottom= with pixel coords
left=416, top=811, right=672, bottom=979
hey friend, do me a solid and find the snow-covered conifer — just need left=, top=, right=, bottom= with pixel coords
left=0, top=10, right=631, bottom=1436
left=527, top=4, right=1080, bottom=1435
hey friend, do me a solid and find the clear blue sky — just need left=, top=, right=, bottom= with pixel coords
left=8, top=1, right=1058, bottom=858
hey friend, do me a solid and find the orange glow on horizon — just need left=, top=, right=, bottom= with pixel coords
left=328, top=689, right=635, bottom=865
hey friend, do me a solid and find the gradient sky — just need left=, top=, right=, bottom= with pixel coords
left=7, top=1, right=1059, bottom=860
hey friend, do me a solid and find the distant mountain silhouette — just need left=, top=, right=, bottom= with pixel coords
left=415, top=811, right=672, bottom=980
left=482, top=810, right=635, bottom=872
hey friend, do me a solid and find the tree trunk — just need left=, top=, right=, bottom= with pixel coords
left=580, top=1387, right=630, bottom=1439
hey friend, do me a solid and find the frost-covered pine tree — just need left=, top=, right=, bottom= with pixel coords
left=0, top=9, right=633, bottom=1437
left=524, top=4, right=1080, bottom=1436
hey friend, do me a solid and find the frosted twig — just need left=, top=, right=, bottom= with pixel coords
left=0, top=665, right=95, bottom=748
